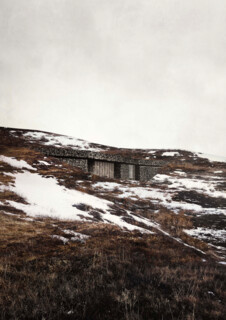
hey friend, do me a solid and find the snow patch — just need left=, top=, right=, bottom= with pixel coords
left=93, top=182, right=171, bottom=202
left=0, top=156, right=36, bottom=171
left=1, top=211, right=15, bottom=216
left=22, top=131, right=103, bottom=152
left=184, top=228, right=226, bottom=242
left=52, top=235, right=69, bottom=244
left=153, top=174, right=226, bottom=199
left=6, top=172, right=110, bottom=220
left=38, top=160, right=50, bottom=166
left=162, top=151, right=180, bottom=157
left=174, top=170, right=186, bottom=176
left=4, top=172, right=155, bottom=232
left=94, top=182, right=122, bottom=190
left=94, top=175, right=226, bottom=216
left=63, top=229, right=89, bottom=242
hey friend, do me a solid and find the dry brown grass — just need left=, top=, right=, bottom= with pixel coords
left=154, top=208, right=212, bottom=253
left=0, top=212, right=225, bottom=320
left=156, top=209, right=193, bottom=234
left=164, top=161, right=208, bottom=173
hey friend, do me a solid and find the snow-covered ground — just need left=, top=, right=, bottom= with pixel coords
left=93, top=172, right=226, bottom=216
left=0, top=155, right=36, bottom=171
left=7, top=171, right=109, bottom=220
left=0, top=157, right=155, bottom=233
left=153, top=174, right=226, bottom=199
left=184, top=228, right=226, bottom=243
left=62, top=229, right=90, bottom=242
left=162, top=151, right=181, bottom=157
left=12, top=130, right=104, bottom=152
left=93, top=181, right=171, bottom=202
left=52, top=231, right=89, bottom=244
left=38, top=160, right=51, bottom=166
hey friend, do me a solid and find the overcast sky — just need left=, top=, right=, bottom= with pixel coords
left=0, top=0, right=226, bottom=156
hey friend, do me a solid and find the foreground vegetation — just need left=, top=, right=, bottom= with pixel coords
left=0, top=213, right=225, bottom=320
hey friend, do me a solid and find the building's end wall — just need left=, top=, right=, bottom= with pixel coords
left=139, top=166, right=161, bottom=181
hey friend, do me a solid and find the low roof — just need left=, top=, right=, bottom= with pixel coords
left=38, top=146, right=166, bottom=167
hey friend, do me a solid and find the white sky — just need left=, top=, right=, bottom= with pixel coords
left=0, top=0, right=226, bottom=156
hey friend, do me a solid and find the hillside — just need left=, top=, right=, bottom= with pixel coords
left=0, top=127, right=226, bottom=320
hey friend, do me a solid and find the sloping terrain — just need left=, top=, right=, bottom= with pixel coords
left=0, top=127, right=226, bottom=320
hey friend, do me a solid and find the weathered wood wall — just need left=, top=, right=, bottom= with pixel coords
left=92, top=161, right=114, bottom=179
left=57, top=158, right=162, bottom=181
left=128, top=164, right=136, bottom=180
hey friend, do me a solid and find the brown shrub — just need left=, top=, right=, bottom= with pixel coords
left=156, top=209, right=193, bottom=235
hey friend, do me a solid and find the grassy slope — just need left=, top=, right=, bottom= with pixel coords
left=1, top=212, right=226, bottom=320
left=0, top=128, right=225, bottom=320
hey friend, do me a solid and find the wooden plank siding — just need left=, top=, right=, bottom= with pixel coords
left=93, top=161, right=114, bottom=179
left=128, top=164, right=136, bottom=180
